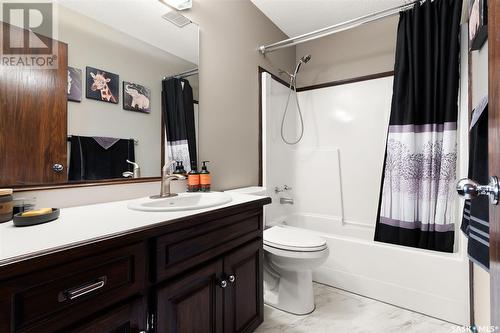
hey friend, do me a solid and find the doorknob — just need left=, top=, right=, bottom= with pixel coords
left=52, top=163, right=64, bottom=173
left=456, top=176, right=499, bottom=205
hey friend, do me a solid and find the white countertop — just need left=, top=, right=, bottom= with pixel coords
left=0, top=192, right=267, bottom=267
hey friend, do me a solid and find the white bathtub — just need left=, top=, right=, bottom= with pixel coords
left=270, top=213, right=470, bottom=325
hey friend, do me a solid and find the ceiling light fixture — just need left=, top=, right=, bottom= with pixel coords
left=159, top=0, right=192, bottom=11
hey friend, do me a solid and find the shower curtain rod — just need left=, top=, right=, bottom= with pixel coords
left=163, top=68, right=199, bottom=80
left=258, top=0, right=420, bottom=54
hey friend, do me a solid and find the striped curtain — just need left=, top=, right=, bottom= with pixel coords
left=374, top=0, right=463, bottom=253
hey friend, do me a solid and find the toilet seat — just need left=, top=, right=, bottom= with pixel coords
left=264, top=226, right=327, bottom=252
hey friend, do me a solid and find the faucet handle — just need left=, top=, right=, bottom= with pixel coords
left=274, top=185, right=293, bottom=194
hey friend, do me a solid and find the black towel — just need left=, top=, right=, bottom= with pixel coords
left=68, top=136, right=135, bottom=181
left=461, top=100, right=489, bottom=271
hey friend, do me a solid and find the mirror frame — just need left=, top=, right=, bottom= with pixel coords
left=12, top=177, right=162, bottom=193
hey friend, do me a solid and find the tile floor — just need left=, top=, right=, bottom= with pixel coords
left=256, top=283, right=459, bottom=333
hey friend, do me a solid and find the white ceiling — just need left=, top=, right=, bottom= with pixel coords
left=251, top=0, right=407, bottom=37
left=56, top=0, right=199, bottom=64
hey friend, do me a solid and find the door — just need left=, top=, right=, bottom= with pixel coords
left=223, top=240, right=263, bottom=333
left=156, top=260, right=224, bottom=333
left=0, top=22, right=68, bottom=186
left=489, top=1, right=500, bottom=326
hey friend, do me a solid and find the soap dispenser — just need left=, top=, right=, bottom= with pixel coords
left=173, top=161, right=187, bottom=177
left=178, top=161, right=187, bottom=177
left=200, top=161, right=211, bottom=192
left=187, top=162, right=200, bottom=192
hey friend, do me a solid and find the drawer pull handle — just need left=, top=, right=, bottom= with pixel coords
left=59, top=276, right=107, bottom=302
left=228, top=275, right=236, bottom=283
left=218, top=280, right=228, bottom=288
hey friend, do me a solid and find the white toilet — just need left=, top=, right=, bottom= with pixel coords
left=264, top=226, right=328, bottom=315
left=226, top=187, right=329, bottom=315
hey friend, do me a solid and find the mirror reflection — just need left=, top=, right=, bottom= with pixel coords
left=0, top=2, right=199, bottom=187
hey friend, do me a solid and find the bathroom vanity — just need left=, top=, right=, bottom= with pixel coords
left=0, top=193, right=270, bottom=333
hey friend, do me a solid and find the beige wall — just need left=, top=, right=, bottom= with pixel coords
left=295, top=16, right=398, bottom=87
left=185, top=0, right=296, bottom=190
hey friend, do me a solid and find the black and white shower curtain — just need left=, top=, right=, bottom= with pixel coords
left=162, top=78, right=197, bottom=171
left=374, top=0, right=462, bottom=253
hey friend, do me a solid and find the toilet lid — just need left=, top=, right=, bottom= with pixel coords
left=264, top=226, right=327, bottom=252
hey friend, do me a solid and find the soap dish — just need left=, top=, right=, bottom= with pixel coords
left=13, top=209, right=60, bottom=227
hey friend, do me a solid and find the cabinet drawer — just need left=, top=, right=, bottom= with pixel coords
left=156, top=209, right=262, bottom=281
left=9, top=243, right=146, bottom=330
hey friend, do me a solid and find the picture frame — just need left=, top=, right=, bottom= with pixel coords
left=123, top=81, right=151, bottom=114
left=67, top=66, right=82, bottom=102
left=85, top=66, right=119, bottom=104
left=469, top=0, right=488, bottom=51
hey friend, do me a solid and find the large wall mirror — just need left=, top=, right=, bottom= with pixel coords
left=0, top=1, right=199, bottom=189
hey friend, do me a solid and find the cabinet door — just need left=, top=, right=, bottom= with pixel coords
left=58, top=297, right=146, bottom=333
left=223, top=240, right=263, bottom=333
left=156, top=260, right=224, bottom=333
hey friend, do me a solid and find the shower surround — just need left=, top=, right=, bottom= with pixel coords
left=261, top=71, right=469, bottom=325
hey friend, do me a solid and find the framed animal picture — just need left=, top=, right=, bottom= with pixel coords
left=67, top=67, right=82, bottom=102
left=86, top=66, right=119, bottom=104
left=123, top=81, right=151, bottom=114
left=468, top=0, right=487, bottom=51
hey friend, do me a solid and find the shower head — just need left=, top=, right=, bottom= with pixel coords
left=301, top=54, right=312, bottom=64
left=294, top=54, right=312, bottom=75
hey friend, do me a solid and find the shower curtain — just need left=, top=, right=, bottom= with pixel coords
left=162, top=78, right=197, bottom=172
left=374, top=0, right=462, bottom=253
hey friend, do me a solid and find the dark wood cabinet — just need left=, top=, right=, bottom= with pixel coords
left=0, top=243, right=146, bottom=333
left=156, top=260, right=224, bottom=333
left=61, top=297, right=146, bottom=333
left=0, top=200, right=270, bottom=333
left=155, top=240, right=263, bottom=333
left=223, top=240, right=263, bottom=333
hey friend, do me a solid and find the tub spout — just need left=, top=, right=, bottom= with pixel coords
left=280, top=197, right=294, bottom=205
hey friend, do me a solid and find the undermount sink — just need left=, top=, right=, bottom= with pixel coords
left=127, top=192, right=233, bottom=212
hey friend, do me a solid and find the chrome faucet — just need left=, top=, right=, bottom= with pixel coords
left=127, top=160, right=141, bottom=178
left=150, top=162, right=186, bottom=199
left=123, top=160, right=141, bottom=178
